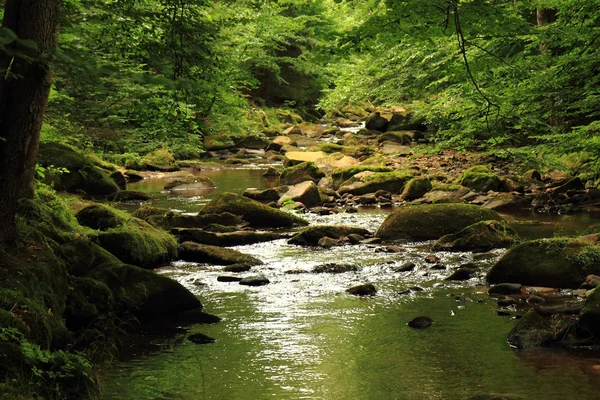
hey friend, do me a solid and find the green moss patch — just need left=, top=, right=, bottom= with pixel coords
left=456, top=165, right=502, bottom=192
left=338, top=171, right=413, bottom=196
left=331, top=165, right=393, bottom=189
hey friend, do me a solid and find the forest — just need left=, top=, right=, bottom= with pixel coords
left=1, top=0, right=600, bottom=399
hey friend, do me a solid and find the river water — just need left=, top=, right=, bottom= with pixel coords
left=101, top=167, right=600, bottom=400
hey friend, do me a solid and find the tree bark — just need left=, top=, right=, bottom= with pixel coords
left=0, top=0, right=60, bottom=243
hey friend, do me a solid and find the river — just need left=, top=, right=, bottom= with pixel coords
left=101, top=166, right=600, bottom=400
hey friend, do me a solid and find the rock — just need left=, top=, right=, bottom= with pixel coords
left=278, top=181, right=322, bottom=209
left=482, top=194, right=528, bottom=212
left=188, top=333, right=216, bottom=344
left=262, top=166, right=281, bottom=177
left=456, top=165, right=502, bottom=192
left=497, top=298, right=517, bottom=307
left=110, top=170, right=127, bottom=189
left=331, top=166, right=393, bottom=190
left=445, top=267, right=476, bottom=281
left=378, top=131, right=412, bottom=144
left=346, top=283, right=377, bottom=296
left=387, top=113, right=426, bottom=131
left=581, top=274, right=600, bottom=289
left=488, top=283, right=523, bottom=295
left=338, top=171, right=414, bottom=196
left=217, top=276, right=243, bottom=282
left=550, top=177, right=584, bottom=195
left=89, top=263, right=201, bottom=318
left=199, top=192, right=308, bottom=228
left=108, top=190, right=155, bottom=202
left=65, top=277, right=115, bottom=330
left=204, top=135, right=235, bottom=151
left=395, top=262, right=416, bottom=272
left=468, top=393, right=530, bottom=400
left=172, top=228, right=289, bottom=246
left=55, top=239, right=122, bottom=276
left=239, top=275, right=270, bottom=286
left=164, top=177, right=216, bottom=191
left=313, top=263, right=359, bottom=273
left=178, top=242, right=262, bottom=266
left=347, top=234, right=365, bottom=243
left=487, top=239, right=600, bottom=288
left=579, top=285, right=600, bottom=337
left=431, top=220, right=517, bottom=252
left=288, top=225, right=371, bottom=246
left=223, top=264, right=252, bottom=272
left=125, top=170, right=144, bottom=182
left=365, top=112, right=389, bottom=132
left=283, top=151, right=327, bottom=166
left=526, top=295, right=546, bottom=304
left=407, top=316, right=433, bottom=329
left=243, top=188, right=282, bottom=202
left=283, top=126, right=302, bottom=135
left=522, top=169, right=542, bottom=182
left=402, top=177, right=433, bottom=201
left=38, top=141, right=86, bottom=171
left=507, top=309, right=577, bottom=349
left=76, top=204, right=127, bottom=231
left=317, top=236, right=340, bottom=248
left=376, top=204, right=500, bottom=241
left=380, top=142, right=411, bottom=155
left=280, top=161, right=326, bottom=185
left=424, top=255, right=439, bottom=263
left=235, top=134, right=270, bottom=150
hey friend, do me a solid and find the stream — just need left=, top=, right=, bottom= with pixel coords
left=101, top=167, right=600, bottom=400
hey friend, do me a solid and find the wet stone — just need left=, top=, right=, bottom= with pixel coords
left=408, top=316, right=433, bottom=329
left=488, top=283, right=523, bottom=296
left=217, top=276, right=243, bottom=282
left=346, top=283, right=377, bottom=296
left=497, top=298, right=517, bottom=307
left=395, top=262, right=416, bottom=272
left=188, top=333, right=216, bottom=344
left=239, top=275, right=270, bottom=286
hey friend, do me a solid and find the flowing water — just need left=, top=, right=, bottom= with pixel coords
left=101, top=167, right=600, bottom=400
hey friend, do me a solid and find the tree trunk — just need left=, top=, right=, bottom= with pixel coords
left=0, top=0, right=60, bottom=243
left=536, top=9, right=556, bottom=26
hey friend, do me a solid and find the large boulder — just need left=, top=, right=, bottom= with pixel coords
left=365, top=112, right=389, bottom=132
left=283, top=151, right=327, bottom=167
left=278, top=181, right=322, bottom=209
left=88, top=263, right=202, bottom=317
left=338, top=171, right=413, bottom=196
left=456, top=165, right=502, bottom=193
left=280, top=161, right=325, bottom=185
left=580, top=285, right=600, bottom=337
left=431, top=220, right=517, bottom=252
left=402, top=177, right=433, bottom=201
left=234, top=134, right=270, bottom=150
left=76, top=204, right=128, bottom=231
left=289, top=225, right=371, bottom=246
left=199, top=192, right=308, bottom=228
left=507, top=309, right=578, bottom=349
left=486, top=239, right=600, bottom=288
left=178, top=242, right=263, bottom=266
left=55, top=239, right=122, bottom=276
left=38, top=142, right=119, bottom=196
left=377, top=204, right=500, bottom=241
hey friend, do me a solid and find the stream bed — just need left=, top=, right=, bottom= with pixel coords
left=101, top=167, right=600, bottom=400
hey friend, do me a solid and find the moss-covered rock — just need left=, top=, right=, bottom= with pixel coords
left=377, top=131, right=412, bottom=144
left=199, top=192, right=308, bottom=228
left=402, top=177, right=433, bottom=201
left=507, top=309, right=576, bottom=349
left=338, top=171, right=413, bottom=196
left=365, top=112, right=388, bottom=132
left=456, top=165, right=502, bottom=192
left=280, top=161, right=325, bottom=185
left=482, top=194, right=528, bottom=212
left=37, top=142, right=87, bottom=171
left=486, top=239, right=600, bottom=288
left=288, top=225, right=371, bottom=246
left=64, top=276, right=115, bottom=330
left=243, top=188, right=283, bottom=202
left=235, top=134, right=270, bottom=149
left=93, top=220, right=178, bottom=269
left=278, top=181, right=322, bottom=209
left=431, top=220, right=517, bottom=252
left=76, top=204, right=128, bottom=230
left=55, top=239, right=122, bottom=276
left=376, top=204, right=500, bottom=241
left=331, top=165, right=393, bottom=190
left=107, top=190, right=155, bottom=202
left=89, top=263, right=201, bottom=317
left=178, top=242, right=263, bottom=266
left=580, top=285, right=600, bottom=336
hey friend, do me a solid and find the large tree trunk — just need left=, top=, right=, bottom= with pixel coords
left=0, top=0, right=60, bottom=243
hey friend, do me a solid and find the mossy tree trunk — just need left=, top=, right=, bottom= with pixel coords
left=0, top=0, right=59, bottom=243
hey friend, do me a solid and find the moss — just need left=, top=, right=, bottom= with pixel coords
left=93, top=220, right=178, bottom=269
left=341, top=145, right=375, bottom=158
left=133, top=206, right=173, bottom=220
left=199, top=192, right=308, bottom=228
left=339, top=171, right=414, bottom=195
left=431, top=220, right=517, bottom=252
left=315, top=143, right=344, bottom=153
left=378, top=131, right=412, bottom=144
left=456, top=165, right=502, bottom=192
left=203, top=224, right=238, bottom=233
left=55, top=239, right=122, bottom=276
left=580, top=285, right=600, bottom=336
left=331, top=165, right=393, bottom=189
left=76, top=204, right=129, bottom=231
left=377, top=203, right=500, bottom=241
left=60, top=163, right=120, bottom=195
left=288, top=225, right=371, bottom=246
left=486, top=239, right=600, bottom=288
left=142, top=148, right=175, bottom=166
left=280, top=161, right=326, bottom=185
left=179, top=242, right=263, bottom=266
left=402, top=177, right=433, bottom=200
left=37, top=142, right=86, bottom=171
left=88, top=154, right=117, bottom=172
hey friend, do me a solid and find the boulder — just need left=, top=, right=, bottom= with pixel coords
left=239, top=275, right=270, bottom=286
left=407, top=316, right=433, bottom=329
left=65, top=277, right=115, bottom=330
left=376, top=204, right=500, bottom=241
left=172, top=228, right=289, bottom=246
left=204, top=135, right=235, bottom=151
left=243, top=188, right=283, bottom=202
left=55, top=239, right=122, bottom=276
left=89, top=263, right=201, bottom=317
left=198, top=192, right=308, bottom=228
left=380, top=142, right=411, bottom=155
left=283, top=151, right=327, bottom=166
left=457, top=165, right=502, bottom=192
left=488, top=283, right=523, bottom=295
left=110, top=170, right=127, bottom=189
left=431, top=220, right=517, bottom=252
left=445, top=267, right=477, bottom=281
left=482, top=194, right=528, bottom=212
left=579, top=285, right=600, bottom=336
left=330, top=166, right=393, bottom=190
left=402, top=177, right=433, bottom=201
left=507, top=309, right=577, bottom=349
left=235, top=134, right=270, bottom=150
left=289, top=225, right=371, bottom=246
left=486, top=239, right=600, bottom=288
left=338, top=171, right=413, bottom=196
left=280, top=161, right=325, bottom=185
left=378, top=131, right=412, bottom=144
left=346, top=283, right=377, bottom=296
left=365, top=112, right=389, bottom=132
left=312, top=263, right=359, bottom=273
left=278, top=181, right=322, bottom=209
left=107, top=190, right=155, bottom=202
left=387, top=113, right=426, bottom=131
left=178, top=242, right=263, bottom=266
left=76, top=204, right=128, bottom=231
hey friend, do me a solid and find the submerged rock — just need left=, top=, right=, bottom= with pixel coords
left=507, top=309, right=577, bottom=349
left=346, top=283, right=377, bottom=296
left=376, top=204, right=500, bottom=241
left=408, top=316, right=433, bottom=329
left=188, top=333, right=216, bottom=344
left=488, top=283, right=523, bottom=295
